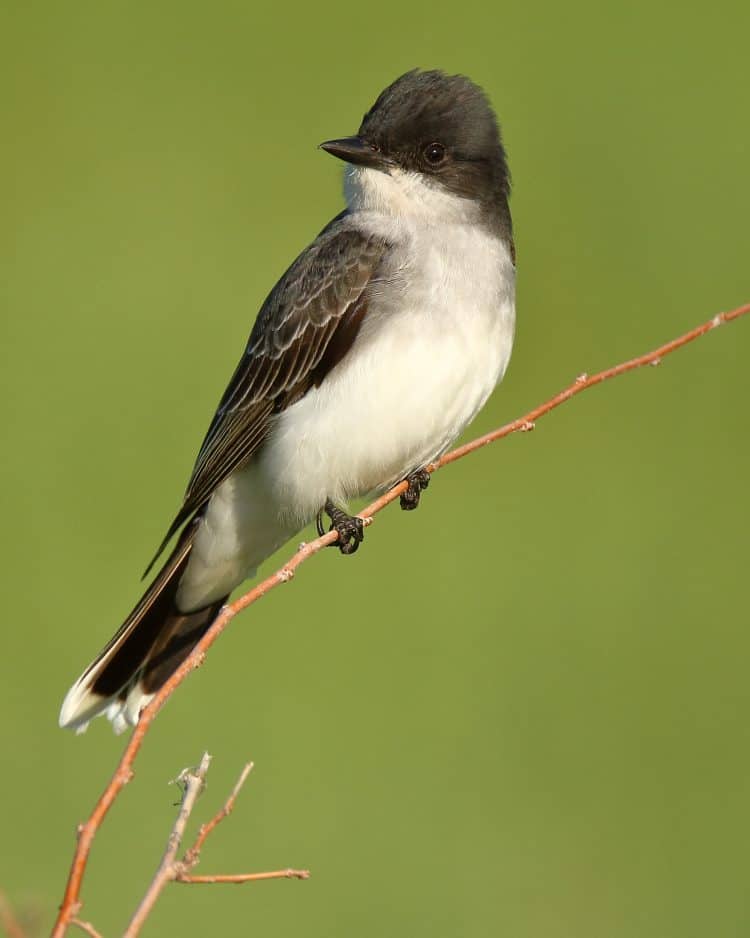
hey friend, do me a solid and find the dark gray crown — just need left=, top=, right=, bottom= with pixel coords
left=358, top=69, right=511, bottom=226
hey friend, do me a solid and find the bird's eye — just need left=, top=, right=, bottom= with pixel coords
left=423, top=142, right=446, bottom=165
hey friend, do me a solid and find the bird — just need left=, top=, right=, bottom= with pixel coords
left=59, top=68, right=516, bottom=734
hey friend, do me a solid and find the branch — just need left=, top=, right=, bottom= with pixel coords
left=176, top=761, right=309, bottom=887
left=177, top=871, right=310, bottom=884
left=181, top=761, right=254, bottom=868
left=122, top=755, right=308, bottom=938
left=51, top=302, right=750, bottom=935
left=122, top=753, right=211, bottom=937
left=70, top=918, right=102, bottom=938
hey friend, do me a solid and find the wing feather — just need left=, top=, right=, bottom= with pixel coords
left=144, top=218, right=389, bottom=574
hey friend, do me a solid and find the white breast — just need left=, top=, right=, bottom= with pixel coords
left=261, top=168, right=516, bottom=525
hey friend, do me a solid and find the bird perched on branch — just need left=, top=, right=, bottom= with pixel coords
left=60, top=69, right=516, bottom=733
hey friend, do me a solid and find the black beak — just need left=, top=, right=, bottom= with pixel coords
left=319, top=136, right=390, bottom=170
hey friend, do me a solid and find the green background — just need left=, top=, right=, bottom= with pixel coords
left=1, top=2, right=749, bottom=935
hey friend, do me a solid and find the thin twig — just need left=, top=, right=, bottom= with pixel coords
left=182, top=762, right=254, bottom=867
left=173, top=762, right=310, bottom=888
left=121, top=756, right=306, bottom=936
left=51, top=301, right=750, bottom=936
left=122, top=753, right=211, bottom=938
left=177, top=870, right=311, bottom=884
left=0, top=890, right=27, bottom=938
left=70, top=918, right=103, bottom=938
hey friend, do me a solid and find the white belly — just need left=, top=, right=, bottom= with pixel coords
left=179, top=217, right=515, bottom=611
left=261, top=221, right=515, bottom=524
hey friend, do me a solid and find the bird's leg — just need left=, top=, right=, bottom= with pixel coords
left=400, top=468, right=431, bottom=511
left=316, top=498, right=365, bottom=555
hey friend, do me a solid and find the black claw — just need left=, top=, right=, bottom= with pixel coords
left=400, top=468, right=431, bottom=511
left=320, top=498, right=364, bottom=555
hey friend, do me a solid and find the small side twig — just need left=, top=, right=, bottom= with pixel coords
left=122, top=755, right=308, bottom=938
left=177, top=870, right=311, bottom=885
left=175, top=760, right=309, bottom=885
left=182, top=761, right=254, bottom=868
left=70, top=918, right=103, bottom=938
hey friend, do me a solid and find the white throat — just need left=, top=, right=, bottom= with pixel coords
left=344, top=165, right=483, bottom=227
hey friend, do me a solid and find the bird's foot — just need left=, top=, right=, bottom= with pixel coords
left=400, top=468, right=431, bottom=511
left=316, top=498, right=364, bottom=555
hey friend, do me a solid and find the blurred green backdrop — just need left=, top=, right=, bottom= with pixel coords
left=1, top=2, right=749, bottom=936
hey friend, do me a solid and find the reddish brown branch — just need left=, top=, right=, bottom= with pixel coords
left=51, top=302, right=750, bottom=936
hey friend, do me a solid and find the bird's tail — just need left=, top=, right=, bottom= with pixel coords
left=59, top=522, right=228, bottom=734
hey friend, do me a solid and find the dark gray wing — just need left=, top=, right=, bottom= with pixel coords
left=145, top=217, right=389, bottom=574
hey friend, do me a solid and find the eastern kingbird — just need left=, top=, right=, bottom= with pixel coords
left=60, top=69, right=516, bottom=733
